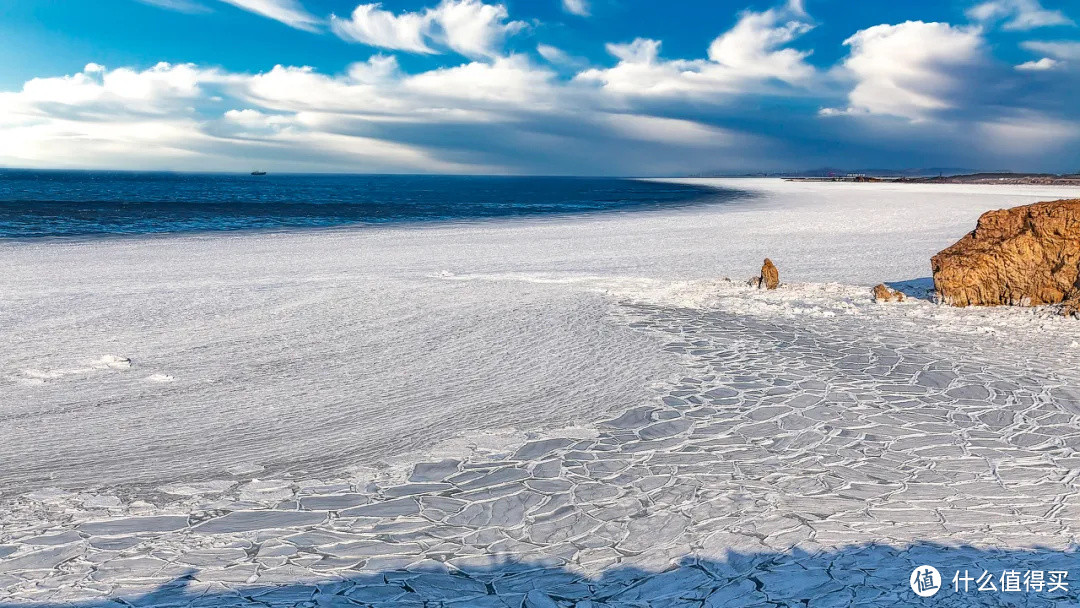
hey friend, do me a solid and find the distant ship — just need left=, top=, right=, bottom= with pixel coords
left=251, top=170, right=267, bottom=176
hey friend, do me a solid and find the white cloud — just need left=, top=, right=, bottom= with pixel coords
left=0, top=54, right=772, bottom=175
left=224, top=108, right=267, bottom=123
left=331, top=0, right=526, bottom=59
left=605, top=38, right=660, bottom=63
left=576, top=4, right=815, bottom=96
left=706, top=6, right=813, bottom=79
left=222, top=108, right=295, bottom=130
left=1022, top=40, right=1080, bottom=60
left=6, top=4, right=1080, bottom=175
left=331, top=4, right=435, bottom=53
left=234, top=63, right=407, bottom=115
left=1, top=62, right=205, bottom=120
left=1016, top=57, right=1059, bottom=70
left=403, top=55, right=556, bottom=105
left=0, top=61, right=507, bottom=173
left=137, top=0, right=320, bottom=30
left=228, top=53, right=557, bottom=117
left=217, top=0, right=321, bottom=31
left=0, top=117, right=213, bottom=170
left=966, top=0, right=1074, bottom=30
left=827, top=21, right=985, bottom=120
left=822, top=19, right=1080, bottom=163
left=562, top=0, right=590, bottom=17
left=347, top=54, right=403, bottom=84
left=536, top=44, right=589, bottom=69
left=976, top=114, right=1080, bottom=152
left=0, top=63, right=219, bottom=170
left=434, top=0, right=526, bottom=58
left=537, top=43, right=569, bottom=63
left=595, top=113, right=741, bottom=146
left=134, top=0, right=210, bottom=13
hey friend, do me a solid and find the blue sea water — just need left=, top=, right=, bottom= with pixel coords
left=0, top=171, right=732, bottom=238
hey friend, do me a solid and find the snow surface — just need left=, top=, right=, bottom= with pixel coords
left=4, top=179, right=1080, bottom=605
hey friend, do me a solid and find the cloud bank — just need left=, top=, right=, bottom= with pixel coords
left=4, top=0, right=1080, bottom=174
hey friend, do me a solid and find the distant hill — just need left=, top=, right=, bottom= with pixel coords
left=689, top=167, right=976, bottom=178
left=755, top=171, right=1080, bottom=185
left=900, top=172, right=1080, bottom=185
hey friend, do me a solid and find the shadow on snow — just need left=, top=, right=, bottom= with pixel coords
left=885, top=277, right=936, bottom=302
left=2, top=544, right=1079, bottom=607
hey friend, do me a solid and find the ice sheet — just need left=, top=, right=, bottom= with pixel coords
left=5, top=179, right=1080, bottom=605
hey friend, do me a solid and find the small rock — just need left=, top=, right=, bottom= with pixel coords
left=751, top=258, right=780, bottom=289
left=872, top=284, right=905, bottom=303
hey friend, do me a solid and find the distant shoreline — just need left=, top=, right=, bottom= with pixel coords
left=782, top=172, right=1080, bottom=186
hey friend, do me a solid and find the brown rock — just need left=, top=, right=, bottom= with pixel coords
left=872, top=284, right=905, bottom=303
left=759, top=258, right=779, bottom=290
left=931, top=199, right=1080, bottom=310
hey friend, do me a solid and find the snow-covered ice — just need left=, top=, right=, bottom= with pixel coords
left=4, top=179, right=1080, bottom=606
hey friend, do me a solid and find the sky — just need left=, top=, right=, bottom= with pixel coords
left=0, top=0, right=1078, bottom=175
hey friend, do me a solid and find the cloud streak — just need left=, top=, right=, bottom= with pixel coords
left=966, top=0, right=1075, bottom=30
left=217, top=0, right=321, bottom=31
left=1023, top=40, right=1080, bottom=60
left=134, top=0, right=211, bottom=13
left=135, top=0, right=320, bottom=30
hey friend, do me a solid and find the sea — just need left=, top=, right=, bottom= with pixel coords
left=0, top=170, right=729, bottom=237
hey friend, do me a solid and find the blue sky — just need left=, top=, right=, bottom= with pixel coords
left=0, top=0, right=1078, bottom=174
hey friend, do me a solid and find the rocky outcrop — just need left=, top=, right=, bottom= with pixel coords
left=872, top=284, right=905, bottom=303
left=756, top=258, right=779, bottom=290
left=932, top=199, right=1080, bottom=309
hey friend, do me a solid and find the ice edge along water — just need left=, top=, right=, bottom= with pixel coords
left=5, top=179, right=1080, bottom=605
